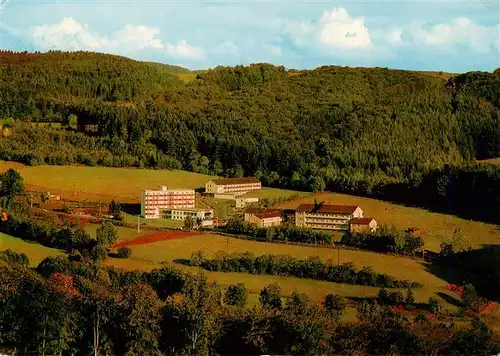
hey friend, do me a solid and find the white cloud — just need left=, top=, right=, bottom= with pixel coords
left=213, top=41, right=240, bottom=57
left=110, top=25, right=164, bottom=50
left=317, top=8, right=372, bottom=49
left=387, top=27, right=403, bottom=45
left=284, top=7, right=372, bottom=51
left=263, top=43, right=282, bottom=56
left=32, top=17, right=164, bottom=53
left=165, top=40, right=205, bottom=60
left=413, top=17, right=499, bottom=52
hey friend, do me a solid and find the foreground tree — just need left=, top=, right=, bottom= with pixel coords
left=0, top=169, right=25, bottom=199
left=96, top=221, right=118, bottom=247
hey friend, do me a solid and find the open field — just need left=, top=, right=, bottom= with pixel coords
left=84, top=223, right=142, bottom=241
left=0, top=162, right=311, bottom=205
left=176, top=73, right=197, bottom=83
left=477, top=157, right=500, bottom=165
left=0, top=232, right=64, bottom=266
left=275, top=192, right=500, bottom=252
left=126, top=233, right=445, bottom=288
left=116, top=231, right=458, bottom=306
left=0, top=162, right=215, bottom=202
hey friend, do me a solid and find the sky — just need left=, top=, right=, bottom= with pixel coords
left=0, top=0, right=499, bottom=72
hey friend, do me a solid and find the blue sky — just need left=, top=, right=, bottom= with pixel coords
left=0, top=0, right=498, bottom=72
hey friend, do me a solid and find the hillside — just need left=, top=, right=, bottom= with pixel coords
left=0, top=51, right=499, bottom=222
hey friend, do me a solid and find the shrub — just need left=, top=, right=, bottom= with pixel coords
left=0, top=249, right=29, bottom=266
left=405, top=287, right=416, bottom=304
left=224, top=283, right=248, bottom=308
left=323, top=293, right=346, bottom=318
left=91, top=244, right=108, bottom=261
left=428, top=297, right=442, bottom=314
left=260, top=283, right=282, bottom=310
left=189, top=251, right=204, bottom=267
left=117, top=247, right=132, bottom=259
left=196, top=251, right=421, bottom=289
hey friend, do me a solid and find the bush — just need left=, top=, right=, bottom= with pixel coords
left=196, top=250, right=422, bottom=288
left=117, top=247, right=132, bottom=259
left=323, top=293, right=346, bottom=318
left=0, top=249, right=29, bottom=266
left=428, top=297, right=442, bottom=314
left=224, top=283, right=248, bottom=308
left=189, top=251, right=204, bottom=266
left=340, top=226, right=425, bottom=256
left=260, top=283, right=282, bottom=310
left=91, top=244, right=108, bottom=261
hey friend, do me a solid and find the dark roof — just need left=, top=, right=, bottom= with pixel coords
left=212, top=177, right=261, bottom=185
left=255, top=210, right=282, bottom=219
left=244, top=207, right=262, bottom=214
left=351, top=218, right=376, bottom=225
left=296, top=204, right=360, bottom=214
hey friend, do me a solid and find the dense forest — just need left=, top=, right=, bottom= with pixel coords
left=0, top=51, right=499, bottom=221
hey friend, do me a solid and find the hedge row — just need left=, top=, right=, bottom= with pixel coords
left=190, top=251, right=422, bottom=289
left=225, top=218, right=333, bottom=245
left=340, top=226, right=425, bottom=256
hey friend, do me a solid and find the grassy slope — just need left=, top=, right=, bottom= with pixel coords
left=119, top=232, right=450, bottom=305
left=0, top=232, right=64, bottom=266
left=276, top=192, right=500, bottom=252
left=0, top=162, right=309, bottom=204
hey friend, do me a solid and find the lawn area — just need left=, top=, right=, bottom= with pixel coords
left=113, top=232, right=457, bottom=307
left=176, top=73, right=197, bottom=83
left=276, top=192, right=500, bottom=252
left=84, top=223, right=142, bottom=242
left=245, top=187, right=311, bottom=201
left=477, top=157, right=500, bottom=165
left=0, top=162, right=215, bottom=203
left=0, top=232, right=64, bottom=266
left=121, top=212, right=184, bottom=229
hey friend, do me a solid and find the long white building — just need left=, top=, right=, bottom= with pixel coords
left=205, top=177, right=261, bottom=195
left=141, top=186, right=195, bottom=219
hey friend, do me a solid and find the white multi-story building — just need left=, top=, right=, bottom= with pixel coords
left=141, top=186, right=195, bottom=219
left=205, top=177, right=261, bottom=195
left=295, top=204, right=364, bottom=231
left=164, top=207, right=214, bottom=226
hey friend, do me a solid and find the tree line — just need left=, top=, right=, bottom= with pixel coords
left=1, top=252, right=499, bottom=355
left=0, top=52, right=499, bottom=222
left=340, top=225, right=425, bottom=256
left=189, top=250, right=422, bottom=289
left=225, top=217, right=333, bottom=244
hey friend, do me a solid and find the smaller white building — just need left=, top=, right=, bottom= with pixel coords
left=164, top=207, right=214, bottom=225
left=235, top=197, right=259, bottom=209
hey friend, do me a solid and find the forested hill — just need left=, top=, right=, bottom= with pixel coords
left=0, top=51, right=499, bottom=222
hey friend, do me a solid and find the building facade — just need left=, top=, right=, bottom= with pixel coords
left=205, top=177, right=261, bottom=195
left=141, top=186, right=195, bottom=219
left=295, top=204, right=363, bottom=231
left=244, top=208, right=282, bottom=228
left=350, top=218, right=378, bottom=233
left=164, top=207, right=213, bottom=224
left=235, top=197, right=259, bottom=209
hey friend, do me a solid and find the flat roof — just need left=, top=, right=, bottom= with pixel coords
left=296, top=204, right=360, bottom=214
left=211, top=177, right=261, bottom=185
left=166, top=208, right=213, bottom=213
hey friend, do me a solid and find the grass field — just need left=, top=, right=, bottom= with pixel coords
left=115, top=231, right=455, bottom=306
left=176, top=73, right=197, bottom=83
left=0, top=232, right=64, bottom=266
left=276, top=192, right=500, bottom=252
left=477, top=157, right=500, bottom=165
left=0, top=162, right=311, bottom=205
